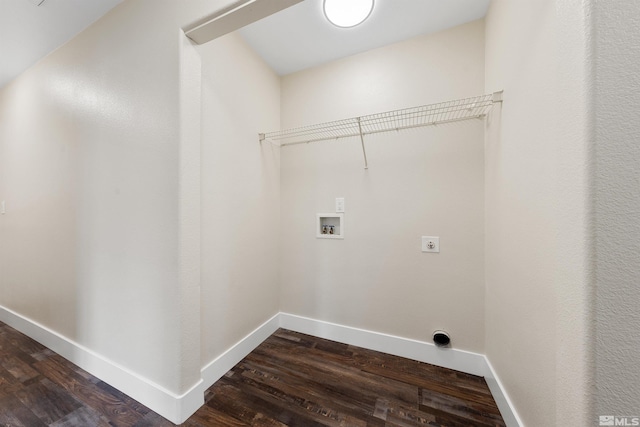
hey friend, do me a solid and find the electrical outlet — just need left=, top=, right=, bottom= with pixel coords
left=422, top=236, right=439, bottom=253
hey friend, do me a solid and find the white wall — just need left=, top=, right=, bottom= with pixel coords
left=0, top=0, right=183, bottom=394
left=7, top=1, right=638, bottom=424
left=279, top=20, right=486, bottom=353
left=197, top=32, right=281, bottom=366
left=0, top=0, right=279, bottom=413
left=484, top=1, right=592, bottom=425
left=593, top=0, right=640, bottom=417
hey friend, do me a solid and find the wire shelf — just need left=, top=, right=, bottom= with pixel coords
left=259, top=92, right=501, bottom=147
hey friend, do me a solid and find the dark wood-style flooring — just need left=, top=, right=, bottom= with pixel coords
left=0, top=322, right=505, bottom=426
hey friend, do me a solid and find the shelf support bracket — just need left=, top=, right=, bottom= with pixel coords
left=258, top=133, right=281, bottom=147
left=357, top=117, right=369, bottom=170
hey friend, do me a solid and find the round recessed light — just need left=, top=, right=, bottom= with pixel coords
left=323, top=0, right=374, bottom=28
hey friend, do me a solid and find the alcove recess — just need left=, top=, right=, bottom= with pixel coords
left=317, top=214, right=344, bottom=239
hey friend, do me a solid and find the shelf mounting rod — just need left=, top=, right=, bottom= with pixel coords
left=357, top=117, right=369, bottom=170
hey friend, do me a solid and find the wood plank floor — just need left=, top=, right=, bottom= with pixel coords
left=0, top=322, right=505, bottom=426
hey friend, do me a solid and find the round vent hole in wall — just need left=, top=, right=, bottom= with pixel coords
left=433, top=330, right=451, bottom=347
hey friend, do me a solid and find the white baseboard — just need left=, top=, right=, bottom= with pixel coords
left=279, top=313, right=487, bottom=376
left=278, top=313, right=522, bottom=427
left=0, top=306, right=521, bottom=426
left=200, top=313, right=281, bottom=391
left=0, top=304, right=195, bottom=425
left=483, top=357, right=524, bottom=427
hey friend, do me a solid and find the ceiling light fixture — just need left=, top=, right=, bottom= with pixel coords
left=323, top=0, right=374, bottom=28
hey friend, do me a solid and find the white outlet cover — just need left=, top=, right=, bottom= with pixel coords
left=422, top=236, right=440, bottom=253
left=335, top=197, right=345, bottom=213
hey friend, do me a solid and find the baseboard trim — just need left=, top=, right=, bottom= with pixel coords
left=200, top=313, right=281, bottom=391
left=279, top=313, right=521, bottom=427
left=0, top=304, right=195, bottom=424
left=483, top=357, right=524, bottom=427
left=0, top=307, right=521, bottom=426
left=279, top=313, right=487, bottom=376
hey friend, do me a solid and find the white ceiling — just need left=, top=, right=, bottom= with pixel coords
left=0, top=0, right=490, bottom=89
left=239, top=0, right=491, bottom=76
left=0, top=0, right=123, bottom=89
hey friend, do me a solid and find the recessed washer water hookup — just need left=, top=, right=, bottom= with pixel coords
left=433, top=330, right=451, bottom=347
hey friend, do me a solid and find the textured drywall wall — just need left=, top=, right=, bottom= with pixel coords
left=0, top=0, right=182, bottom=393
left=484, top=0, right=592, bottom=425
left=280, top=20, right=486, bottom=352
left=0, top=0, right=265, bottom=397
left=197, top=32, right=281, bottom=366
left=593, top=0, right=640, bottom=417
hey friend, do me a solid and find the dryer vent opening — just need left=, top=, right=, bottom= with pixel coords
left=433, top=330, right=451, bottom=347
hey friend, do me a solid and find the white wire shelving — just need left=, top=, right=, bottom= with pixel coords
left=259, top=91, right=502, bottom=169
